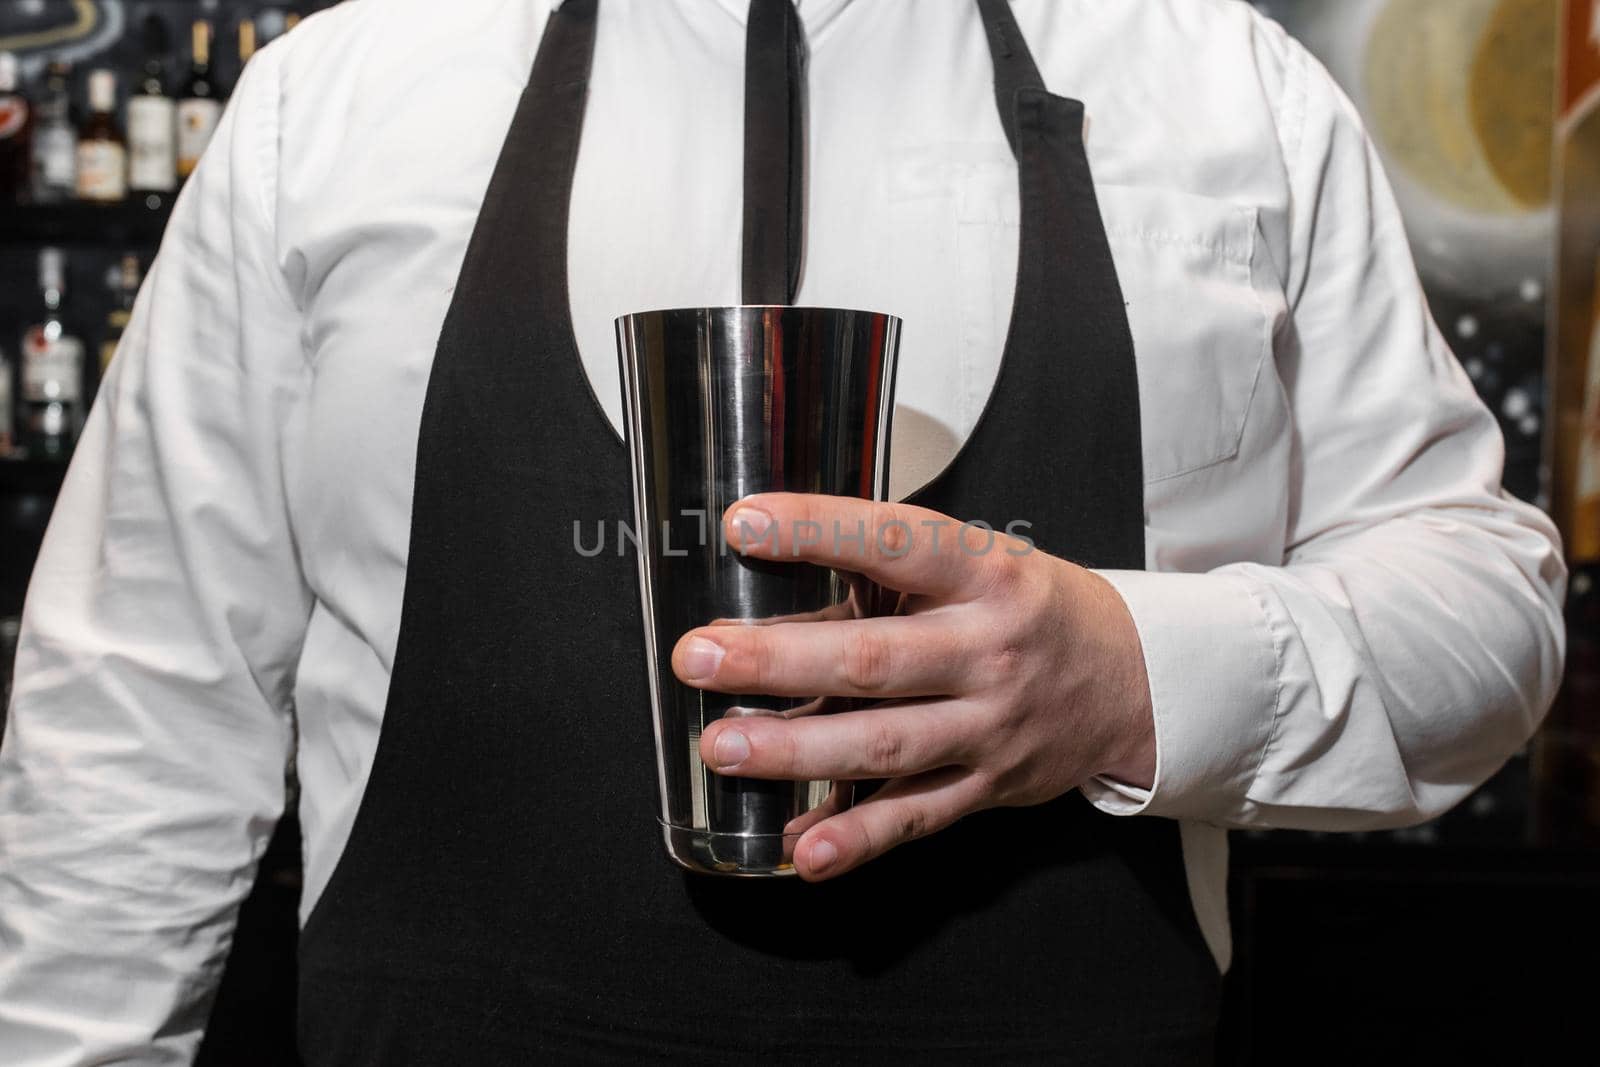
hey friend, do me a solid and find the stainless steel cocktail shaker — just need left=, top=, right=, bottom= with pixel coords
left=616, top=306, right=900, bottom=876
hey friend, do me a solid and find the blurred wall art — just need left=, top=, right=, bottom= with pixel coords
left=1254, top=0, right=1557, bottom=507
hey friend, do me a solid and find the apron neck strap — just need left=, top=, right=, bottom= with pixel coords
left=975, top=0, right=1047, bottom=155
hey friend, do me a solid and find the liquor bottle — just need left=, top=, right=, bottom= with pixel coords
left=19, top=248, right=85, bottom=459
left=101, top=254, right=142, bottom=373
left=127, top=18, right=177, bottom=194
left=30, top=60, right=76, bottom=203
left=177, top=20, right=222, bottom=178
left=76, top=69, right=127, bottom=203
left=0, top=51, right=32, bottom=204
left=238, top=18, right=258, bottom=67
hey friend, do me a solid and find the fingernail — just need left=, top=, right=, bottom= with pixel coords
left=730, top=507, right=773, bottom=548
left=680, top=637, right=724, bottom=682
left=808, top=839, right=838, bottom=874
left=712, top=728, right=751, bottom=768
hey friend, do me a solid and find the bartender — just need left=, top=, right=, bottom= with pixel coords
left=0, top=0, right=1566, bottom=1062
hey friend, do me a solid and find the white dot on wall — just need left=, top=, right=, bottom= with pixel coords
left=1519, top=278, right=1544, bottom=304
left=1502, top=389, right=1531, bottom=419
left=1464, top=357, right=1485, bottom=380
left=1456, top=315, right=1480, bottom=340
left=1520, top=414, right=1542, bottom=437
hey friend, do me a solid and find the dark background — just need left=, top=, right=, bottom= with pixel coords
left=1, top=2, right=1596, bottom=1065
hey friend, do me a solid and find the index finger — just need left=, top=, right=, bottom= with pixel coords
left=722, top=494, right=1016, bottom=597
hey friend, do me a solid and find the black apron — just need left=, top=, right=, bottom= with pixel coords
left=297, top=1, right=1221, bottom=1061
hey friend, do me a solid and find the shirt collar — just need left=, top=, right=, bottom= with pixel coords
left=550, top=1, right=855, bottom=34
left=708, top=0, right=857, bottom=34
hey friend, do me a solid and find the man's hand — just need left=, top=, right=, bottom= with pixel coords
left=669, top=493, right=1156, bottom=881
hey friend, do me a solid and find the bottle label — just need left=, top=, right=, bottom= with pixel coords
left=0, top=98, right=27, bottom=141
left=21, top=328, right=84, bottom=404
left=77, top=141, right=127, bottom=200
left=36, top=125, right=76, bottom=186
left=176, top=98, right=222, bottom=171
left=128, top=96, right=176, bottom=191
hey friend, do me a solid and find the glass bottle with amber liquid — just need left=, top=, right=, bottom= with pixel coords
left=76, top=69, right=127, bottom=203
left=177, top=20, right=222, bottom=178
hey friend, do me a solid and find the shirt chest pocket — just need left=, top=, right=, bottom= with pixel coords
left=958, top=180, right=1277, bottom=484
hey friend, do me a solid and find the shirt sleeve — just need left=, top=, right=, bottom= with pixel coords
left=0, top=41, right=310, bottom=1065
left=1080, top=28, right=1567, bottom=829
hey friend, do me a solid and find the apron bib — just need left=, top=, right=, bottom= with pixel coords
left=297, top=1, right=1221, bottom=1060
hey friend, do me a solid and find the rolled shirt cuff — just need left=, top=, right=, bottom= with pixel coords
left=1081, top=569, right=1280, bottom=821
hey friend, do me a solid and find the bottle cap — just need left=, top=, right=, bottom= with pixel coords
left=0, top=52, right=18, bottom=92
left=88, top=68, right=117, bottom=111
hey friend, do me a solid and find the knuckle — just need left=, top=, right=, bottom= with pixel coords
left=798, top=493, right=826, bottom=531
left=773, top=725, right=802, bottom=774
left=852, top=816, right=882, bottom=860
left=872, top=502, right=913, bottom=559
left=864, top=724, right=906, bottom=773
left=978, top=545, right=1020, bottom=593
left=842, top=631, right=894, bottom=692
left=745, top=633, right=779, bottom=690
left=897, top=806, right=931, bottom=842
left=984, top=641, right=1025, bottom=686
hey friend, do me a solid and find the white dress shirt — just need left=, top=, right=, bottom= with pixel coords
left=0, top=0, right=1568, bottom=1062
